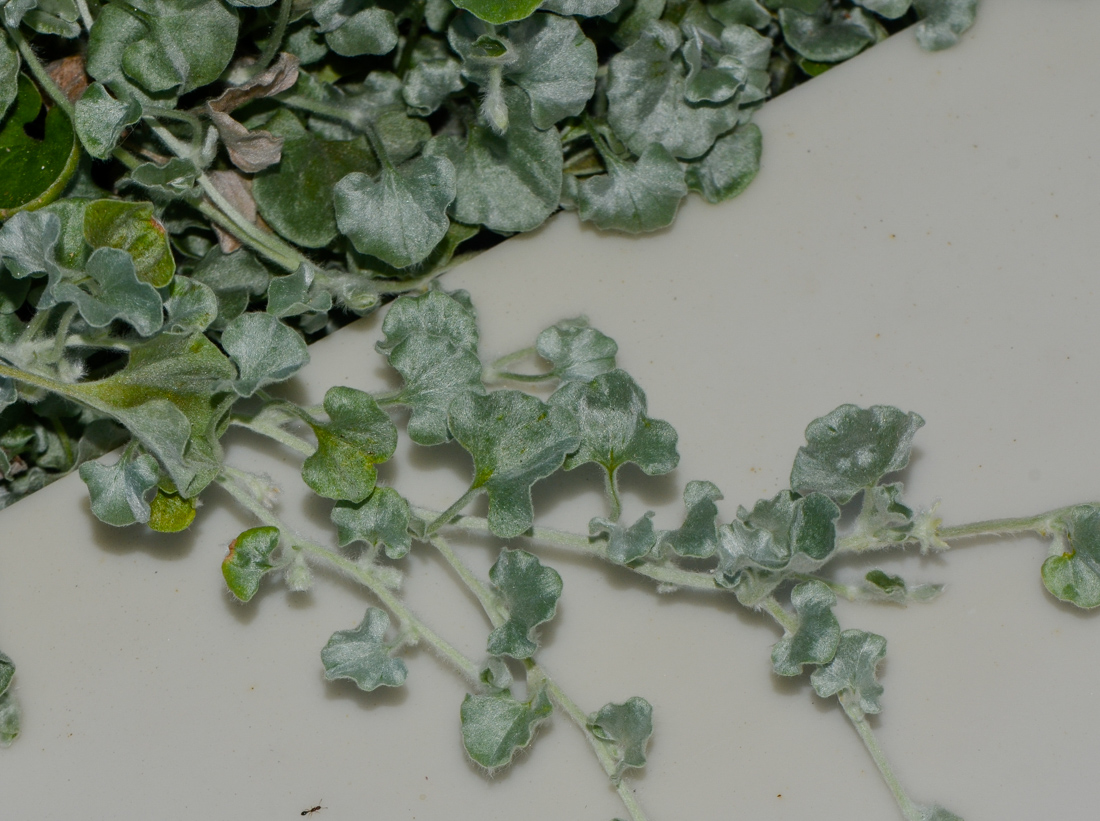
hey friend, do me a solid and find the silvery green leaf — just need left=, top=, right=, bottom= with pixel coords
left=1042, top=505, right=1100, bottom=609
left=659, top=480, right=722, bottom=559
left=312, top=0, right=398, bottom=56
left=810, top=629, right=887, bottom=717
left=51, top=247, right=164, bottom=336
left=83, top=199, right=175, bottom=287
left=540, top=0, right=619, bottom=13
left=684, top=122, right=761, bottom=203
left=855, top=0, right=910, bottom=19
left=590, top=511, right=657, bottom=564
left=607, top=21, right=741, bottom=159
left=487, top=548, right=562, bottom=658
left=771, top=580, right=840, bottom=676
left=334, top=154, right=457, bottom=269
left=163, top=276, right=218, bottom=335
left=222, top=525, right=279, bottom=601
left=321, top=607, right=408, bottom=690
left=127, top=158, right=201, bottom=199
left=551, top=369, right=679, bottom=478
left=453, top=0, right=542, bottom=24
left=331, top=486, right=412, bottom=559
left=0, top=0, right=36, bottom=28
left=779, top=6, right=883, bottom=63
left=913, top=0, right=976, bottom=51
left=451, top=12, right=597, bottom=129
left=460, top=686, right=552, bottom=771
left=78, top=450, right=159, bottom=526
left=0, top=688, right=18, bottom=747
left=267, top=264, right=333, bottom=318
left=479, top=656, right=513, bottom=693
left=449, top=390, right=580, bottom=538
left=576, top=143, right=687, bottom=233
left=719, top=490, right=839, bottom=578
left=790, top=405, right=925, bottom=504
left=707, top=0, right=772, bottom=29
left=285, top=22, right=327, bottom=63
left=21, top=0, right=80, bottom=38
left=424, top=0, right=454, bottom=30
left=535, top=317, right=617, bottom=381
left=0, top=34, right=19, bottom=120
left=610, top=0, right=663, bottom=49
left=74, top=83, right=141, bottom=160
left=763, top=0, right=822, bottom=11
left=87, top=0, right=240, bottom=97
left=0, top=650, right=13, bottom=698
left=73, top=333, right=237, bottom=497
left=0, top=206, right=58, bottom=278
left=846, top=483, right=914, bottom=550
left=0, top=376, right=15, bottom=411
left=587, top=697, right=653, bottom=779
left=402, top=40, right=465, bottom=116
left=377, top=291, right=485, bottom=445
left=252, top=109, right=376, bottom=249
left=378, top=289, right=480, bottom=353
left=861, top=569, right=942, bottom=604
left=302, top=386, right=398, bottom=503
left=429, top=87, right=562, bottom=233
left=221, top=312, right=309, bottom=397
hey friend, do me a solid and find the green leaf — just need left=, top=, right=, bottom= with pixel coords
left=587, top=696, right=653, bottom=778
left=551, top=369, right=678, bottom=482
left=606, top=22, right=741, bottom=160
left=658, top=480, right=722, bottom=558
left=0, top=33, right=19, bottom=120
left=266, top=263, right=333, bottom=319
left=73, top=333, right=237, bottom=497
left=855, top=0, right=910, bottom=19
left=402, top=37, right=466, bottom=116
left=428, top=86, right=562, bottom=233
left=861, top=568, right=942, bottom=604
left=51, top=247, right=164, bottom=336
left=452, top=0, right=542, bottom=24
left=83, top=199, right=175, bottom=287
left=302, top=386, right=398, bottom=503
left=1042, top=505, right=1100, bottom=609
left=487, top=548, right=562, bottom=659
left=450, top=12, right=597, bottom=129
left=810, top=629, right=887, bottom=717
left=771, top=580, right=840, bottom=676
left=87, top=0, right=240, bottom=97
left=846, top=482, right=914, bottom=551
left=913, top=0, right=977, bottom=51
left=222, top=525, right=279, bottom=602
left=19, top=0, right=81, bottom=37
left=331, top=486, right=412, bottom=559
left=460, top=685, right=553, bottom=771
left=535, top=317, right=617, bottom=381
left=312, top=0, right=398, bottom=57
left=0, top=650, right=13, bottom=698
left=718, top=490, right=839, bottom=580
left=163, top=276, right=218, bottom=335
left=449, top=390, right=581, bottom=538
left=321, top=607, right=408, bottom=690
left=0, top=74, right=79, bottom=220
left=790, top=404, right=925, bottom=504
left=221, top=312, right=310, bottom=397
left=540, top=0, right=620, bottom=14
left=377, top=290, right=486, bottom=446
left=126, top=157, right=201, bottom=200
left=147, top=488, right=197, bottom=532
left=0, top=688, right=18, bottom=747
left=684, top=122, right=761, bottom=203
left=590, top=510, right=657, bottom=565
left=334, top=154, right=457, bottom=269
left=779, top=7, right=883, bottom=63
left=73, top=82, right=141, bottom=160
left=577, top=142, right=687, bottom=233
left=707, top=0, right=773, bottom=29
left=78, top=450, right=159, bottom=526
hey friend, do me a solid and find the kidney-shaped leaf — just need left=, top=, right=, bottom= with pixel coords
left=222, top=525, right=280, bottom=602
left=486, top=548, right=562, bottom=659
left=771, top=580, right=840, bottom=676
left=78, top=450, right=160, bottom=526
left=221, top=312, right=309, bottom=397
left=587, top=696, right=653, bottom=779
left=321, top=607, right=408, bottom=690
left=303, top=386, right=398, bottom=503
left=810, top=629, right=887, bottom=717
left=576, top=143, right=687, bottom=233
left=460, top=685, right=552, bottom=771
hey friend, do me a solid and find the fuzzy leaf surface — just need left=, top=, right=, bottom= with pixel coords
left=591, top=510, right=657, bottom=564
left=685, top=123, right=761, bottom=203
left=331, top=486, right=412, bottom=559
left=659, top=480, right=722, bottom=558
left=78, top=451, right=159, bottom=526
left=460, top=686, right=552, bottom=770
left=535, top=317, right=617, bottom=381
left=83, top=199, right=175, bottom=287
left=449, top=390, right=580, bottom=537
left=779, top=7, right=882, bottom=63
left=551, top=369, right=678, bottom=479
left=1043, top=505, right=1100, bottom=608
left=321, top=607, right=408, bottom=690
left=73, top=82, right=141, bottom=160
left=587, top=696, right=653, bottom=777
left=221, top=312, right=309, bottom=397
left=771, top=580, right=840, bottom=676
left=810, top=629, right=887, bottom=716
left=913, top=0, right=977, bottom=50
left=487, top=548, right=562, bottom=659
left=51, top=247, right=164, bottom=336
left=222, top=526, right=279, bottom=602
left=577, top=143, right=687, bottom=233
left=790, top=404, right=924, bottom=503
left=303, top=386, right=397, bottom=503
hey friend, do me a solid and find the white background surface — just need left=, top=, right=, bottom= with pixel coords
left=3, top=2, right=1100, bottom=818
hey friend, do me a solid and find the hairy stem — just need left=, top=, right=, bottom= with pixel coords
left=838, top=692, right=924, bottom=821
